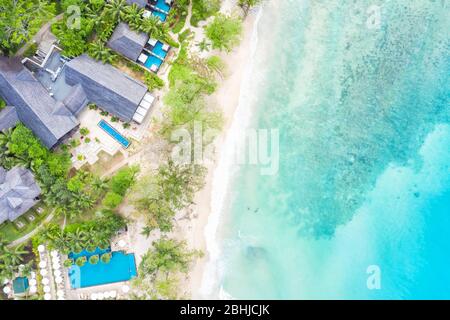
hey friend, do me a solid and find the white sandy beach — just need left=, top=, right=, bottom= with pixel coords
left=177, top=12, right=259, bottom=299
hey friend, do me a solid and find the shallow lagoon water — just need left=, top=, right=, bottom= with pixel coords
left=214, top=0, right=450, bottom=299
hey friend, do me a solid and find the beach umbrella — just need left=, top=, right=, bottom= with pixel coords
left=52, top=256, right=60, bottom=264
left=41, top=278, right=49, bottom=285
left=91, top=293, right=98, bottom=300
left=110, top=291, right=117, bottom=298
left=39, top=261, right=47, bottom=268
left=97, top=292, right=104, bottom=300
left=18, top=264, right=25, bottom=271
left=53, top=262, right=61, bottom=270
left=29, top=279, right=37, bottom=286
left=121, top=285, right=130, bottom=293
left=51, top=250, right=58, bottom=257
left=54, top=270, right=62, bottom=277
left=43, top=286, right=51, bottom=293
left=57, top=290, right=65, bottom=298
left=3, top=279, right=9, bottom=285
left=44, top=293, right=52, bottom=300
left=31, top=271, right=36, bottom=279
left=55, top=276, right=63, bottom=284
left=29, top=286, right=37, bottom=294
left=118, top=240, right=126, bottom=248
left=37, top=245, right=45, bottom=253
left=58, top=297, right=65, bottom=300
left=3, top=286, right=11, bottom=294
left=40, top=269, right=48, bottom=276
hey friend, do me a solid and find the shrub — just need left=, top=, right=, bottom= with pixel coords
left=85, top=137, right=91, bottom=144
left=144, top=72, right=165, bottom=90
left=75, top=256, right=87, bottom=267
left=111, top=116, right=119, bottom=122
left=89, top=255, right=99, bottom=265
left=63, top=259, right=73, bottom=268
left=110, top=166, right=139, bottom=196
left=206, top=14, right=242, bottom=52
left=102, top=192, right=123, bottom=209
left=101, top=252, right=111, bottom=264
left=123, top=123, right=131, bottom=129
left=70, top=139, right=81, bottom=148
left=79, top=127, right=90, bottom=136
left=191, top=0, right=221, bottom=27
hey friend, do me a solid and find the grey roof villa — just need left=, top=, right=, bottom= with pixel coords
left=0, top=166, right=41, bottom=224
left=0, top=52, right=155, bottom=149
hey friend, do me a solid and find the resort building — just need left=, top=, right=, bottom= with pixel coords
left=107, top=23, right=149, bottom=62
left=65, top=54, right=151, bottom=122
left=127, top=0, right=173, bottom=22
left=0, top=50, right=156, bottom=148
left=108, top=22, right=171, bottom=74
left=0, top=57, right=79, bottom=148
left=0, top=166, right=41, bottom=224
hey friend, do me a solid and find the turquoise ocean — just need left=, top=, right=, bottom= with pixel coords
left=204, top=0, right=450, bottom=299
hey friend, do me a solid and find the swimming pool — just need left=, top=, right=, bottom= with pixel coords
left=68, top=249, right=137, bottom=289
left=154, top=0, right=171, bottom=13
left=144, top=54, right=163, bottom=71
left=98, top=120, right=130, bottom=148
left=152, top=10, right=167, bottom=22
left=151, top=41, right=168, bottom=59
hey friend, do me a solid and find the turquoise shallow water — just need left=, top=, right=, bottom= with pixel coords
left=217, top=0, right=449, bottom=299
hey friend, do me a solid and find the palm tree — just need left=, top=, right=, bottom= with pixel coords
left=140, top=16, right=161, bottom=37
left=88, top=40, right=115, bottom=64
left=140, top=226, right=153, bottom=238
left=1, top=244, right=27, bottom=267
left=121, top=3, right=144, bottom=28
left=197, top=39, right=211, bottom=52
left=153, top=23, right=170, bottom=42
left=105, top=0, right=127, bottom=22
left=92, top=177, right=108, bottom=195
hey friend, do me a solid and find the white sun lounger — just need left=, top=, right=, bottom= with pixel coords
left=150, top=64, right=158, bottom=72
left=162, top=44, right=170, bottom=51
left=138, top=53, right=148, bottom=64
left=143, top=10, right=152, bottom=18
left=136, top=106, right=147, bottom=117
left=143, top=93, right=155, bottom=104
left=148, top=38, right=158, bottom=47
left=139, top=100, right=151, bottom=110
left=133, top=113, right=144, bottom=124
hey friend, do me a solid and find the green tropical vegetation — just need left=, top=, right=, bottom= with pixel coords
left=238, top=0, right=263, bottom=17
left=133, top=238, right=201, bottom=299
left=167, top=0, right=190, bottom=33
left=205, top=14, right=242, bottom=52
left=0, top=237, right=28, bottom=282
left=191, top=0, right=221, bottom=27
left=132, top=161, right=206, bottom=232
left=76, top=256, right=87, bottom=267
left=89, top=254, right=99, bottom=264
left=101, top=252, right=112, bottom=263
left=36, top=212, right=126, bottom=254
left=51, top=0, right=175, bottom=59
left=0, top=0, right=56, bottom=55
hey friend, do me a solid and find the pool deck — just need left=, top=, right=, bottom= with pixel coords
left=65, top=277, right=131, bottom=300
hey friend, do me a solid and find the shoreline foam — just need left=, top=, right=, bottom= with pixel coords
left=182, top=8, right=263, bottom=299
